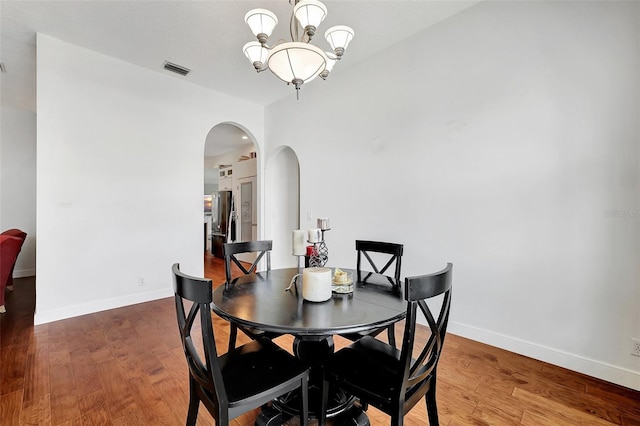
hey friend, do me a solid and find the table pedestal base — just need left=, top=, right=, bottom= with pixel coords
left=258, top=337, right=370, bottom=426
left=255, top=403, right=370, bottom=426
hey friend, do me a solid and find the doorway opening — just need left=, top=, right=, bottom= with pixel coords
left=204, top=123, right=259, bottom=272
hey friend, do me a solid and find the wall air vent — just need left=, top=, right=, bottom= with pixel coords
left=163, top=61, right=190, bottom=76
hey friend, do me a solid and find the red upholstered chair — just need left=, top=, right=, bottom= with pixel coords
left=1, top=228, right=27, bottom=240
left=1, top=229, right=27, bottom=291
left=0, top=235, right=24, bottom=313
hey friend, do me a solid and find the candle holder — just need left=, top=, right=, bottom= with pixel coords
left=318, top=229, right=329, bottom=266
left=295, top=254, right=305, bottom=273
left=308, top=242, right=322, bottom=267
left=308, top=228, right=329, bottom=267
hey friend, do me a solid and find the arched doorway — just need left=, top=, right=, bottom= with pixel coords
left=204, top=123, right=258, bottom=264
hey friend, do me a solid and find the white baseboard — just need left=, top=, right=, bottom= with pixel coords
left=448, top=321, right=640, bottom=392
left=14, top=268, right=36, bottom=278
left=34, top=288, right=173, bottom=325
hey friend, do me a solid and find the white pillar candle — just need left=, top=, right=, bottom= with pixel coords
left=317, top=218, right=330, bottom=230
left=302, top=267, right=332, bottom=302
left=292, top=230, right=306, bottom=256
left=308, top=228, right=321, bottom=243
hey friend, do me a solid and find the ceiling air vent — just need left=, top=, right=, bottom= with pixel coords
left=163, top=61, right=190, bottom=76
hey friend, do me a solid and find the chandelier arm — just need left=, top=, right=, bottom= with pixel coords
left=325, top=52, right=340, bottom=61
left=290, top=10, right=297, bottom=42
left=266, top=39, right=292, bottom=50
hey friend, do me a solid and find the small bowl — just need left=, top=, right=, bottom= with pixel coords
left=332, top=283, right=354, bottom=294
left=332, top=271, right=354, bottom=294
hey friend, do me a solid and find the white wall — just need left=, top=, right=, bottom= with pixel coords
left=265, top=1, right=640, bottom=390
left=35, top=34, right=264, bottom=324
left=0, top=105, right=36, bottom=276
left=265, top=146, right=300, bottom=268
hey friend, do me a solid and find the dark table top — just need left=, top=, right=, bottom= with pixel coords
left=211, top=268, right=406, bottom=339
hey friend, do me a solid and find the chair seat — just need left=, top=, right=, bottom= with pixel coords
left=220, top=338, right=308, bottom=407
left=328, top=336, right=402, bottom=408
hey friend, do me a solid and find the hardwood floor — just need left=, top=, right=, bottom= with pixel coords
left=1, top=254, right=639, bottom=425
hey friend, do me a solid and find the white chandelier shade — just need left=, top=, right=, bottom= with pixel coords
left=324, top=54, right=336, bottom=73
left=319, top=52, right=336, bottom=80
left=243, top=42, right=269, bottom=68
left=293, top=0, right=327, bottom=35
left=325, top=25, right=354, bottom=56
left=267, top=42, right=328, bottom=85
left=245, top=9, right=278, bottom=41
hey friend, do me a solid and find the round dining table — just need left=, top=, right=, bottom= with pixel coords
left=211, top=267, right=406, bottom=425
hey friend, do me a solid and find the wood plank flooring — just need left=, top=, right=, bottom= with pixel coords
left=1, top=253, right=639, bottom=425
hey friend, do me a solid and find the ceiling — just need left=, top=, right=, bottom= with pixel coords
left=0, top=0, right=479, bottom=155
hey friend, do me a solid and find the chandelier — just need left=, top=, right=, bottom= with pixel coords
left=242, top=0, right=354, bottom=99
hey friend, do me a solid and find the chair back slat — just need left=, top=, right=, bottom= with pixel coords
left=355, top=240, right=403, bottom=287
left=223, top=240, right=272, bottom=288
left=407, top=299, right=446, bottom=387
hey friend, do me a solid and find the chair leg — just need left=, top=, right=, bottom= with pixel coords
left=425, top=388, right=439, bottom=426
left=319, top=373, right=329, bottom=426
left=228, top=323, right=238, bottom=352
left=300, top=374, right=309, bottom=426
left=186, top=379, right=200, bottom=426
left=387, top=325, right=396, bottom=348
left=391, top=412, right=404, bottom=426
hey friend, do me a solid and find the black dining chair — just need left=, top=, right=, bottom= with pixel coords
left=321, top=263, right=453, bottom=426
left=342, top=240, right=404, bottom=347
left=172, top=263, right=310, bottom=426
left=223, top=240, right=281, bottom=351
left=223, top=240, right=272, bottom=289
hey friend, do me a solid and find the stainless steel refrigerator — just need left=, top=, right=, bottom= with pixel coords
left=211, top=190, right=234, bottom=258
